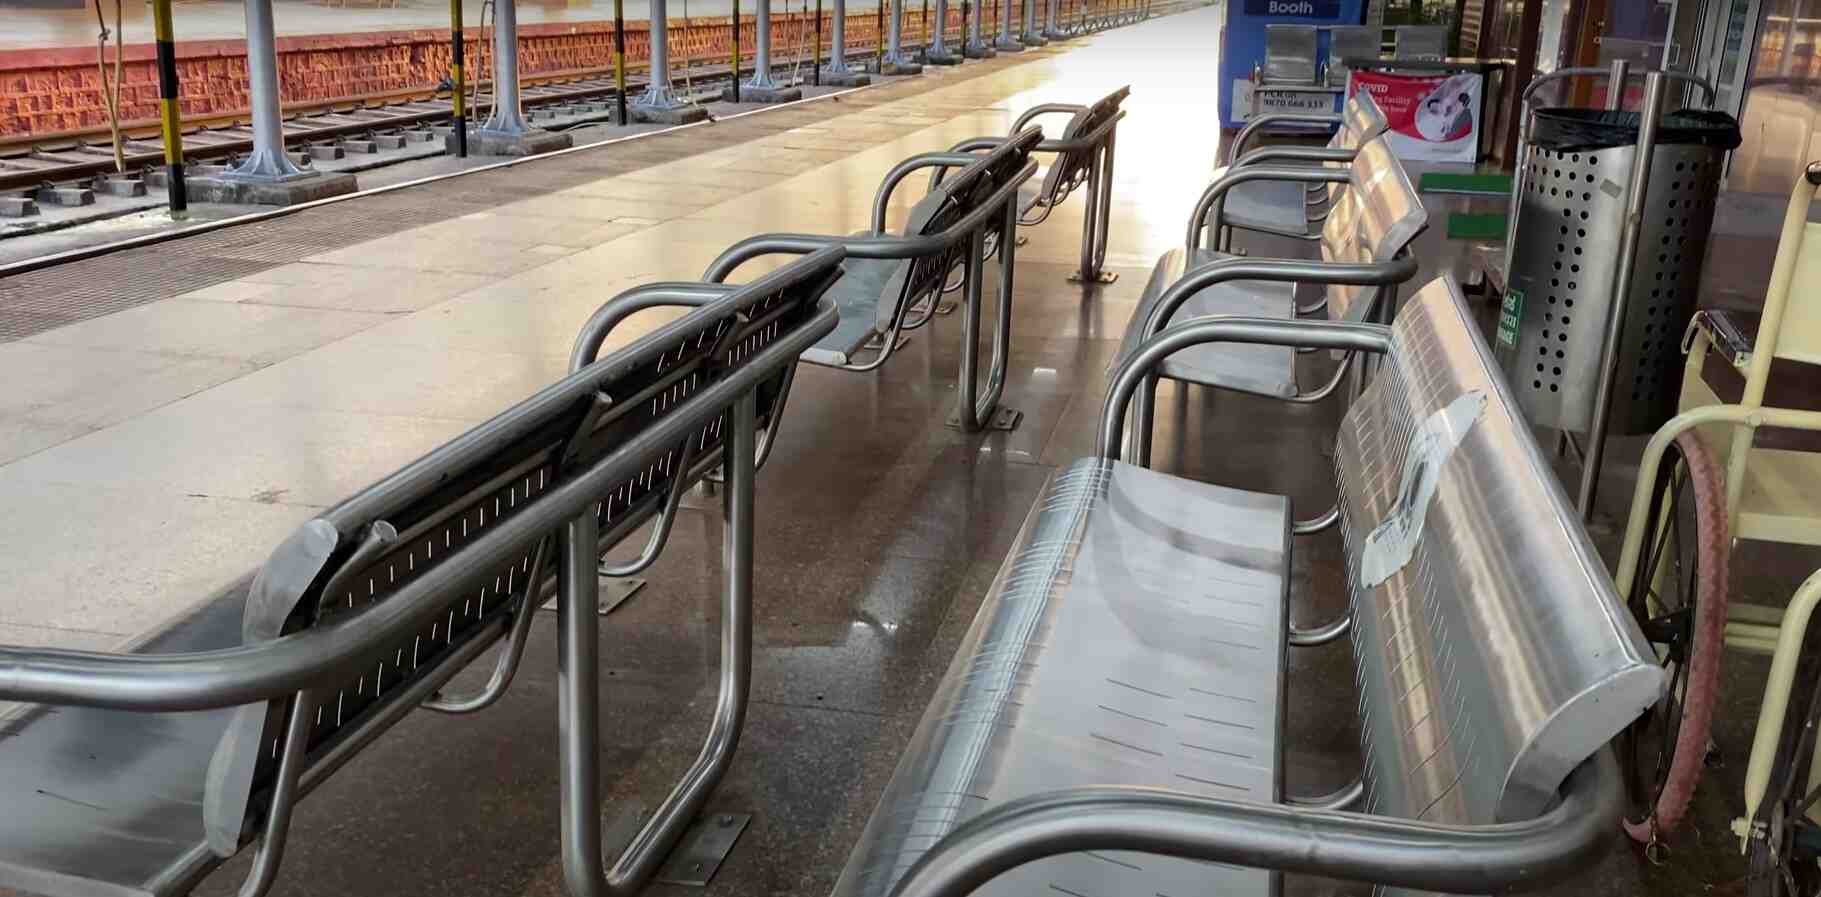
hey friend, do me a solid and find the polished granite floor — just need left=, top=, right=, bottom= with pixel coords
left=0, top=5, right=1813, bottom=896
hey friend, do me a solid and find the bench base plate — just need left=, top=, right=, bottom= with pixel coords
left=541, top=576, right=646, bottom=615
left=946, top=406, right=1023, bottom=431
left=655, top=812, right=752, bottom=886
left=1068, top=268, right=1118, bottom=284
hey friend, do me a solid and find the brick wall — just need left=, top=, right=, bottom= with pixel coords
left=0, top=7, right=973, bottom=139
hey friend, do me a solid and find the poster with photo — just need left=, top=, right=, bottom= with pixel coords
left=1347, top=69, right=1483, bottom=162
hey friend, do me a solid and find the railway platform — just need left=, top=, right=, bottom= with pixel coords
left=0, top=6, right=1794, bottom=896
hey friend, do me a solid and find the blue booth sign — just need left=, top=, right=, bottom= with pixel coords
left=1241, top=0, right=1341, bottom=16
left=1220, top=0, right=1364, bottom=128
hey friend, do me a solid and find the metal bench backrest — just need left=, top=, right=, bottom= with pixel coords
left=1393, top=25, right=1447, bottom=61
left=1317, top=134, right=1426, bottom=321
left=201, top=251, right=845, bottom=854
left=1263, top=24, right=1319, bottom=85
left=876, top=128, right=1042, bottom=334
left=1327, top=25, right=1379, bottom=87
left=1333, top=276, right=1664, bottom=836
left=1318, top=90, right=1392, bottom=205
left=1034, top=87, right=1129, bottom=205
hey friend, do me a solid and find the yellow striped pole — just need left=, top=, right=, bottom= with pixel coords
left=613, top=0, right=627, bottom=124
left=451, top=0, right=467, bottom=156
left=150, top=0, right=186, bottom=219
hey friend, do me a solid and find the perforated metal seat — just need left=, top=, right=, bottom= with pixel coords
left=1215, top=92, right=1391, bottom=239
left=835, top=276, right=1667, bottom=897
left=0, top=601, right=239, bottom=897
left=803, top=244, right=914, bottom=366
left=829, top=458, right=1287, bottom=897
left=1200, top=176, right=1314, bottom=237
left=1117, top=247, right=1297, bottom=397
left=1112, top=135, right=1427, bottom=402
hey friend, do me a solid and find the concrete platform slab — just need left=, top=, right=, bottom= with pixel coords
left=462, top=128, right=576, bottom=157
left=630, top=103, right=713, bottom=125
left=724, top=84, right=806, bottom=104
left=188, top=171, right=360, bottom=206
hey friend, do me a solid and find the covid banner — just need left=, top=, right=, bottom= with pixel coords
left=1347, top=69, right=1482, bottom=162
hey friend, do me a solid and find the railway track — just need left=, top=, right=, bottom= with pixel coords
left=0, top=5, right=1182, bottom=203
left=0, top=45, right=884, bottom=196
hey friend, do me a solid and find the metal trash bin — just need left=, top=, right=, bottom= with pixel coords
left=1497, top=108, right=1740, bottom=435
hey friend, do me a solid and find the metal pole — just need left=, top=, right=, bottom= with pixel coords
left=638, top=0, right=681, bottom=108
left=450, top=0, right=467, bottom=157
left=149, top=0, right=186, bottom=218
left=884, top=0, right=904, bottom=64
left=731, top=0, right=742, bottom=101
left=748, top=0, right=777, bottom=87
left=921, top=0, right=929, bottom=52
left=225, top=0, right=309, bottom=181
left=930, top=0, right=950, bottom=56
left=829, top=0, right=850, bottom=73
left=481, top=0, right=530, bottom=134
left=1577, top=71, right=1668, bottom=519
left=613, top=0, right=627, bottom=124
left=876, top=0, right=885, bottom=71
left=1044, top=0, right=1059, bottom=39
left=814, top=0, right=823, bottom=83
left=1605, top=58, right=1629, bottom=110
left=995, top=0, right=1019, bottom=49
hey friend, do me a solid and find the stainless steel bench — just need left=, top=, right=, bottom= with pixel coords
left=705, top=129, right=1041, bottom=432
left=1112, top=132, right=1427, bottom=468
left=944, top=88, right=1130, bottom=284
left=1213, top=90, right=1390, bottom=242
left=0, top=250, right=846, bottom=897
left=830, top=274, right=1667, bottom=897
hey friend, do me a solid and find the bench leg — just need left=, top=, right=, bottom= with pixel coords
left=1070, top=134, right=1119, bottom=285
left=557, top=391, right=757, bottom=897
left=951, top=204, right=1021, bottom=432
left=234, top=689, right=315, bottom=897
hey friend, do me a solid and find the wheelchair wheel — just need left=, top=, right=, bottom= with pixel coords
left=1624, top=432, right=1730, bottom=849
left=1747, top=642, right=1821, bottom=897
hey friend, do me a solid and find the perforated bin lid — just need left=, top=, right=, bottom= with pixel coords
left=1531, top=108, right=1743, bottom=153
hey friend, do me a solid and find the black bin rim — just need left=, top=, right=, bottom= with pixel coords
left=1530, top=108, right=1743, bottom=154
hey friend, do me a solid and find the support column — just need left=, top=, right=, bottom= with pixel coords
left=821, top=0, right=874, bottom=84
left=881, top=0, right=925, bottom=73
left=1020, top=0, right=1045, bottom=44
left=927, top=0, right=960, bottom=63
left=730, top=0, right=805, bottom=101
left=633, top=0, right=709, bottom=123
left=223, top=0, right=308, bottom=183
left=473, top=0, right=572, bottom=153
left=963, top=0, right=995, bottom=56
left=1043, top=0, right=1063, bottom=39
left=203, top=0, right=356, bottom=204
left=994, top=0, right=1024, bottom=50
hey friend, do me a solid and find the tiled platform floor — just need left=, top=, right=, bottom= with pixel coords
left=1, top=5, right=1812, bottom=895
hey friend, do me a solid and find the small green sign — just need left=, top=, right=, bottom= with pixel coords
left=1496, top=289, right=1525, bottom=349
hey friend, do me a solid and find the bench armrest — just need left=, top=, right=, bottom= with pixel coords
left=0, top=296, right=840, bottom=714
left=1233, top=145, right=1357, bottom=168
left=884, top=751, right=1622, bottom=897
left=874, top=151, right=991, bottom=233
left=570, top=282, right=739, bottom=372
left=1231, top=112, right=1342, bottom=160
left=1011, top=103, right=1087, bottom=134
left=1141, top=253, right=1418, bottom=346
left=1188, top=164, right=1350, bottom=253
left=707, top=159, right=1038, bottom=283
left=1100, top=314, right=1392, bottom=460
